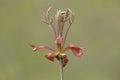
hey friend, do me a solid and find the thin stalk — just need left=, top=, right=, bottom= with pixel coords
left=59, top=58, right=64, bottom=80
left=57, top=22, right=60, bottom=36
left=57, top=22, right=64, bottom=37
left=60, top=22, right=64, bottom=36
left=49, top=23, right=57, bottom=40
left=62, top=23, right=71, bottom=48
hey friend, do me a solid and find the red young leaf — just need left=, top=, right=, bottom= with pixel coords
left=29, top=44, right=55, bottom=52
left=45, top=53, right=57, bottom=62
left=64, top=44, right=84, bottom=57
left=62, top=57, right=69, bottom=67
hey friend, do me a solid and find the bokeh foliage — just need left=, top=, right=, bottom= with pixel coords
left=0, top=0, right=120, bottom=80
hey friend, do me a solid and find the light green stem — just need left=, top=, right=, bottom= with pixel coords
left=59, top=58, right=63, bottom=80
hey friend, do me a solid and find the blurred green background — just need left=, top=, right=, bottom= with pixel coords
left=0, top=0, right=120, bottom=80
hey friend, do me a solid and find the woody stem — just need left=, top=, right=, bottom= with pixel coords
left=59, top=58, right=64, bottom=80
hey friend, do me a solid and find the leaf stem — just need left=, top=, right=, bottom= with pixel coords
left=59, top=58, right=64, bottom=80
